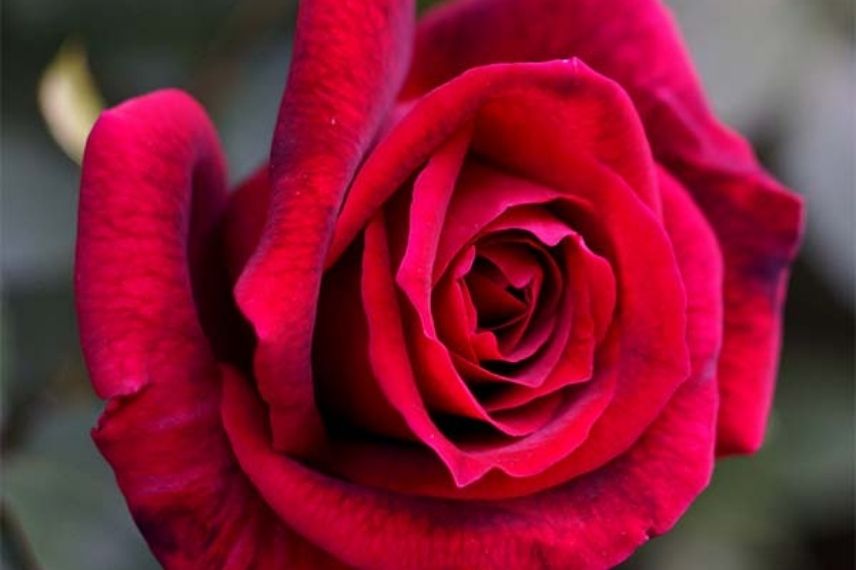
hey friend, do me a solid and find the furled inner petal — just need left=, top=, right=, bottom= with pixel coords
left=391, top=141, right=613, bottom=445
left=471, top=237, right=560, bottom=365
left=464, top=257, right=527, bottom=329
left=311, top=60, right=688, bottom=489
left=405, top=0, right=802, bottom=454
left=478, top=234, right=616, bottom=413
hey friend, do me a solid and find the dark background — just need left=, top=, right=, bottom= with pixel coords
left=2, top=1, right=853, bottom=568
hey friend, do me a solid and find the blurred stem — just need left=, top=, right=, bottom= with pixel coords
left=0, top=502, right=40, bottom=570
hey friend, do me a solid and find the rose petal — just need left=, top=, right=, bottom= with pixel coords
left=94, top=379, right=341, bottom=570
left=235, top=0, right=415, bottom=454
left=407, top=0, right=803, bottom=453
left=299, top=160, right=718, bottom=506
left=471, top=238, right=560, bottom=364
left=314, top=238, right=416, bottom=441
left=396, top=126, right=473, bottom=341
left=222, top=358, right=716, bottom=569
left=434, top=160, right=689, bottom=483
left=77, top=88, right=228, bottom=400
left=329, top=59, right=661, bottom=265
left=697, top=173, right=802, bottom=454
left=361, top=211, right=617, bottom=484
left=463, top=266, right=527, bottom=327
left=434, top=162, right=558, bottom=280
left=481, top=235, right=615, bottom=412
left=321, top=251, right=567, bottom=441
left=319, top=61, right=689, bottom=491
left=362, top=213, right=484, bottom=485
left=77, top=90, right=338, bottom=569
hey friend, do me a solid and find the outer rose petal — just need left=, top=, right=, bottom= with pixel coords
left=406, top=0, right=803, bottom=454
left=77, top=88, right=227, bottom=402
left=222, top=364, right=715, bottom=569
left=235, top=0, right=415, bottom=455
left=77, top=90, right=339, bottom=569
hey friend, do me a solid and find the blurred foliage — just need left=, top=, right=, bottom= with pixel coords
left=1, top=0, right=853, bottom=569
left=38, top=41, right=105, bottom=164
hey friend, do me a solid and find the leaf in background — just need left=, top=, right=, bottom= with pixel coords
left=2, top=402, right=159, bottom=570
left=38, top=40, right=104, bottom=164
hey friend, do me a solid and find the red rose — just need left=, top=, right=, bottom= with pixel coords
left=76, top=0, right=803, bottom=568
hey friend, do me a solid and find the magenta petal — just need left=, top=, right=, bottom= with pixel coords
left=701, top=175, right=803, bottom=454
left=330, top=59, right=662, bottom=265
left=482, top=235, right=615, bottom=412
left=77, top=90, right=337, bottom=569
left=77, top=89, right=227, bottom=400
left=93, top=377, right=340, bottom=570
left=222, top=357, right=716, bottom=569
left=363, top=210, right=617, bottom=483
left=235, top=0, right=415, bottom=454
left=408, top=0, right=803, bottom=454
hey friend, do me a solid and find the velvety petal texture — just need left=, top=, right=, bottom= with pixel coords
left=406, top=0, right=803, bottom=454
left=313, top=60, right=692, bottom=499
left=77, top=0, right=802, bottom=568
left=222, top=364, right=716, bottom=570
left=77, top=90, right=340, bottom=569
left=235, top=0, right=415, bottom=455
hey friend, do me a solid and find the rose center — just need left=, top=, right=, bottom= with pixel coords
left=464, top=256, right=528, bottom=330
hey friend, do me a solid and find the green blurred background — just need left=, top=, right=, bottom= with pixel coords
left=1, top=1, right=853, bottom=568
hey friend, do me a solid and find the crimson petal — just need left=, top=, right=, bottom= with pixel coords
left=222, top=359, right=716, bottom=569
left=235, top=0, right=415, bottom=454
left=406, top=0, right=803, bottom=454
left=77, top=90, right=338, bottom=569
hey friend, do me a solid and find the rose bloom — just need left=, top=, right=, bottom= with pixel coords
left=76, top=0, right=803, bottom=568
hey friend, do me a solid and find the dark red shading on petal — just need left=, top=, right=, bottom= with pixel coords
left=407, top=0, right=802, bottom=454
left=659, top=167, right=724, bottom=383
left=94, top=378, right=343, bottom=570
left=222, top=359, right=716, bottom=570
left=475, top=230, right=615, bottom=413
left=696, top=173, right=802, bottom=454
left=77, top=90, right=340, bottom=569
left=224, top=165, right=270, bottom=281
left=313, top=235, right=417, bottom=442
left=361, top=212, right=484, bottom=485
left=235, top=0, right=415, bottom=455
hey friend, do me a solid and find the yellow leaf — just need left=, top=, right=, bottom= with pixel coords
left=38, top=40, right=105, bottom=164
